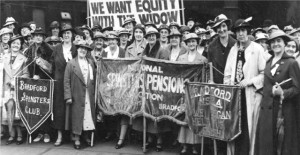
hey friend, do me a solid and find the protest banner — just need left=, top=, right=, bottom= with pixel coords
left=141, top=57, right=206, bottom=125
left=15, top=77, right=54, bottom=134
left=88, top=0, right=184, bottom=28
left=185, top=82, right=241, bottom=141
left=97, top=57, right=207, bottom=125
left=96, top=58, right=143, bottom=118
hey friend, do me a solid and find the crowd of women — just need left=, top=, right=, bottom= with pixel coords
left=1, top=13, right=300, bottom=155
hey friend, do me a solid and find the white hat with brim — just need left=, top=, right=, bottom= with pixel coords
left=255, top=33, right=269, bottom=42
left=3, top=17, right=18, bottom=27
left=145, top=27, right=159, bottom=38
left=267, top=30, right=291, bottom=45
left=212, top=14, right=231, bottom=28
left=0, top=27, right=13, bottom=36
left=289, top=29, right=300, bottom=35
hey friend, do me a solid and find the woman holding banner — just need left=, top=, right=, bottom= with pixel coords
left=64, top=40, right=96, bottom=149
left=177, top=33, right=207, bottom=155
left=51, top=24, right=77, bottom=146
left=2, top=35, right=29, bottom=145
left=101, top=31, right=126, bottom=144
left=255, top=30, right=300, bottom=155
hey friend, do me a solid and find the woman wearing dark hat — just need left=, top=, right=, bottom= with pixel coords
left=289, top=28, right=300, bottom=43
left=91, top=24, right=102, bottom=35
left=169, top=22, right=180, bottom=32
left=0, top=28, right=13, bottom=55
left=224, top=18, right=267, bottom=155
left=24, top=27, right=54, bottom=144
left=141, top=27, right=168, bottom=60
left=45, top=36, right=62, bottom=47
left=49, top=21, right=60, bottom=37
left=186, top=17, right=195, bottom=30
left=91, top=32, right=105, bottom=61
left=1, top=35, right=29, bottom=145
left=165, top=29, right=188, bottom=61
left=158, top=24, right=170, bottom=48
left=251, top=27, right=266, bottom=38
left=119, top=28, right=131, bottom=50
left=125, top=24, right=147, bottom=58
left=144, top=21, right=156, bottom=30
left=122, top=17, right=136, bottom=35
left=79, top=25, right=93, bottom=46
left=28, top=21, right=37, bottom=34
left=18, top=23, right=33, bottom=51
left=51, top=24, right=77, bottom=146
left=64, top=40, right=96, bottom=149
left=255, top=30, right=300, bottom=155
left=177, top=33, right=207, bottom=155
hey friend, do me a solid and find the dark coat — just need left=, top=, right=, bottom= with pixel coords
left=255, top=53, right=300, bottom=155
left=64, top=57, right=96, bottom=135
left=101, top=47, right=125, bottom=58
left=24, top=42, right=53, bottom=79
left=142, top=41, right=169, bottom=60
left=51, top=43, right=77, bottom=130
left=207, top=35, right=236, bottom=84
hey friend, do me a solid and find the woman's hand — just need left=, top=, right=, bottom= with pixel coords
left=239, top=79, right=252, bottom=88
left=66, top=99, right=72, bottom=105
left=272, top=83, right=284, bottom=98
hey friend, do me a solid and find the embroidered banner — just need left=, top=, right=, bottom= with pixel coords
left=185, top=82, right=241, bottom=141
left=15, top=77, right=54, bottom=134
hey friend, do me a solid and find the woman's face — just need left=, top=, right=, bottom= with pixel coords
left=108, top=38, right=118, bottom=47
left=187, top=39, right=198, bottom=51
left=160, top=29, right=169, bottom=42
left=216, top=22, right=228, bottom=38
left=7, top=24, right=15, bottom=30
left=270, top=37, right=285, bottom=54
left=285, top=40, right=297, bottom=56
left=83, top=29, right=91, bottom=39
left=77, top=47, right=87, bottom=58
left=170, top=26, right=178, bottom=32
left=292, top=32, right=300, bottom=43
left=120, top=34, right=129, bottom=44
left=11, top=39, right=22, bottom=52
left=94, top=38, right=104, bottom=49
left=236, top=28, right=248, bottom=43
left=134, top=29, right=144, bottom=41
left=33, top=34, right=44, bottom=44
left=1, top=33, right=11, bottom=43
left=170, top=36, right=180, bottom=46
left=125, top=22, right=134, bottom=31
left=63, top=30, right=73, bottom=42
left=51, top=28, right=59, bottom=37
left=147, top=34, right=157, bottom=45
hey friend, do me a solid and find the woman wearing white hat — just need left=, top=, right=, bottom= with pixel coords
left=0, top=28, right=13, bottom=55
left=3, top=17, right=18, bottom=33
left=1, top=35, right=29, bottom=145
left=177, top=33, right=207, bottom=155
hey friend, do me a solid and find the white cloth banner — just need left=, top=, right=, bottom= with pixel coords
left=88, top=0, right=183, bottom=28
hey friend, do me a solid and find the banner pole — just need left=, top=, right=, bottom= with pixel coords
left=201, top=137, right=204, bottom=155
left=181, top=0, right=185, bottom=25
left=209, top=62, right=214, bottom=83
left=91, top=131, right=94, bottom=147
left=143, top=116, right=146, bottom=153
left=213, top=139, right=217, bottom=155
left=87, top=0, right=90, bottom=27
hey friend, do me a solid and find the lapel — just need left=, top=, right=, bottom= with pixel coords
left=56, top=44, right=67, bottom=67
left=73, top=57, right=86, bottom=85
left=3, top=54, right=12, bottom=78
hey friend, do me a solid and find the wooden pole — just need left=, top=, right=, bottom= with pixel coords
left=91, top=132, right=94, bottom=147
left=201, top=137, right=204, bottom=155
left=214, top=139, right=217, bottom=155
left=209, top=62, right=214, bottom=83
left=87, top=0, right=90, bottom=27
left=180, top=0, right=185, bottom=25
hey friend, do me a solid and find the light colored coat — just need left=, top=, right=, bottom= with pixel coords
left=224, top=41, right=266, bottom=155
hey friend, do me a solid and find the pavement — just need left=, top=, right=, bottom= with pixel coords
left=0, top=138, right=180, bottom=155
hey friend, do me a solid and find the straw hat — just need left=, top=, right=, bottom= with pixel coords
left=212, top=14, right=231, bottom=28
left=122, top=17, right=136, bottom=27
left=3, top=17, right=18, bottom=27
left=75, top=40, right=92, bottom=51
left=145, top=27, right=159, bottom=38
left=184, top=33, right=199, bottom=43
left=267, top=30, right=291, bottom=44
